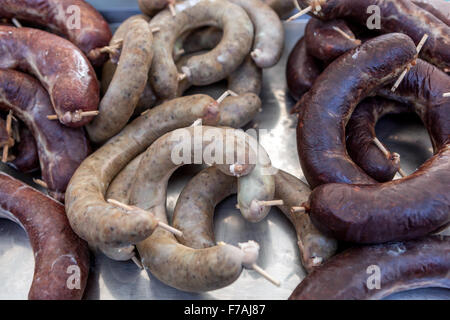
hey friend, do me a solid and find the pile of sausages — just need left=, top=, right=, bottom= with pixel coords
left=286, top=0, right=449, bottom=299
left=0, top=0, right=289, bottom=299
left=0, top=0, right=448, bottom=300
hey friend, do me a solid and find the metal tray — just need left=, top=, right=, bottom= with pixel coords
left=0, top=0, right=448, bottom=300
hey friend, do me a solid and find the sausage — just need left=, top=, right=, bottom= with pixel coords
left=411, top=0, right=450, bottom=26
left=307, top=146, right=450, bottom=243
left=172, top=166, right=237, bottom=249
left=86, top=16, right=153, bottom=144
left=237, top=134, right=275, bottom=223
left=0, top=0, right=112, bottom=67
left=65, top=94, right=260, bottom=250
left=178, top=53, right=263, bottom=97
left=378, top=59, right=450, bottom=152
left=172, top=167, right=337, bottom=272
left=0, top=26, right=100, bottom=127
left=126, top=127, right=263, bottom=292
left=228, top=56, right=263, bottom=96
left=289, top=236, right=450, bottom=300
left=286, top=37, right=323, bottom=101
left=304, top=18, right=360, bottom=63
left=0, top=172, right=90, bottom=300
left=274, top=170, right=337, bottom=272
left=100, top=15, right=157, bottom=117
left=307, top=61, right=450, bottom=244
left=346, top=98, right=409, bottom=182
left=295, top=33, right=417, bottom=188
left=149, top=0, right=254, bottom=99
left=9, top=124, right=40, bottom=173
left=0, top=69, right=91, bottom=202
left=295, top=0, right=450, bottom=69
left=228, top=0, right=284, bottom=68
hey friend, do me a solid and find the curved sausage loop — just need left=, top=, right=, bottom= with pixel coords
left=0, top=26, right=100, bottom=128
left=0, top=69, right=91, bottom=202
left=127, top=127, right=279, bottom=290
left=289, top=236, right=450, bottom=300
left=149, top=0, right=254, bottom=99
left=66, top=94, right=260, bottom=250
left=0, top=173, right=90, bottom=300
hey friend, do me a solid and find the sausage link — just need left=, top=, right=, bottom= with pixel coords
left=173, top=166, right=237, bottom=249
left=274, top=170, right=337, bottom=272
left=100, top=15, right=157, bottom=117
left=128, top=127, right=261, bottom=292
left=296, top=33, right=417, bottom=188
left=0, top=26, right=100, bottom=127
left=65, top=94, right=258, bottom=250
left=289, top=236, right=450, bottom=300
left=0, top=69, right=91, bottom=202
left=228, top=0, right=285, bottom=68
left=149, top=0, right=254, bottom=99
left=286, top=37, right=323, bottom=101
left=86, top=17, right=153, bottom=144
left=0, top=172, right=90, bottom=300
left=0, top=0, right=112, bottom=67
left=304, top=18, right=360, bottom=63
left=237, top=135, right=275, bottom=223
left=296, top=0, right=450, bottom=69
left=172, top=167, right=337, bottom=272
left=346, top=98, right=408, bottom=182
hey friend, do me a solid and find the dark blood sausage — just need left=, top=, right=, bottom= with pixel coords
left=378, top=59, right=450, bottom=153
left=0, top=26, right=100, bottom=128
left=412, top=0, right=450, bottom=26
left=295, top=33, right=417, bottom=188
left=289, top=236, right=450, bottom=300
left=304, top=18, right=360, bottom=63
left=0, top=69, right=91, bottom=202
left=0, top=0, right=112, bottom=67
left=296, top=0, right=450, bottom=69
left=0, top=173, right=90, bottom=300
left=308, top=145, right=450, bottom=243
left=286, top=37, right=322, bottom=101
left=346, top=98, right=409, bottom=182
left=10, top=125, right=40, bottom=173
left=348, top=59, right=450, bottom=182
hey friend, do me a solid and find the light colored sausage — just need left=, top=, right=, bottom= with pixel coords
left=86, top=16, right=153, bottom=144
left=149, top=0, right=254, bottom=99
left=273, top=170, right=337, bottom=272
left=65, top=94, right=259, bottom=251
left=228, top=0, right=285, bottom=68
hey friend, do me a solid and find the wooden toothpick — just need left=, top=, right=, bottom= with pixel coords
left=251, top=263, right=281, bottom=287
left=287, top=5, right=313, bottom=21
left=33, top=178, right=48, bottom=189
left=373, top=138, right=407, bottom=177
left=2, top=111, right=13, bottom=163
left=290, top=206, right=306, bottom=214
left=256, top=200, right=284, bottom=207
left=47, top=111, right=99, bottom=121
left=332, top=26, right=361, bottom=44
left=443, top=93, right=450, bottom=97
left=107, top=199, right=183, bottom=237
left=216, top=90, right=238, bottom=104
left=11, top=18, right=22, bottom=28
left=391, top=34, right=428, bottom=92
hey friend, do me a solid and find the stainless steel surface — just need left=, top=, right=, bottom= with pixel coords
left=0, top=2, right=449, bottom=300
